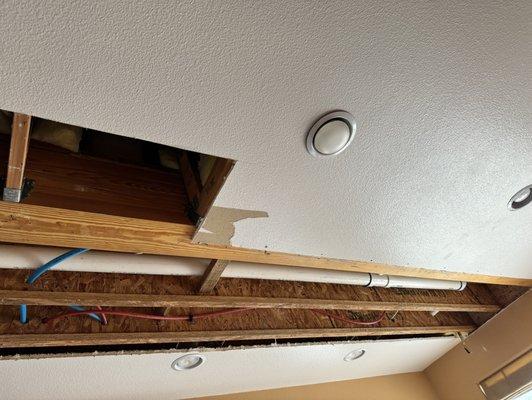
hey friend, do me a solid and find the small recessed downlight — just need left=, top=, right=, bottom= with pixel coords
left=343, top=349, right=365, bottom=362
left=307, top=111, right=356, bottom=157
left=171, top=354, right=205, bottom=371
left=508, top=185, right=532, bottom=211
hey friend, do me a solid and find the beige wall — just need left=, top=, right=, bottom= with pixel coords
left=193, top=372, right=440, bottom=400
left=426, top=291, right=531, bottom=400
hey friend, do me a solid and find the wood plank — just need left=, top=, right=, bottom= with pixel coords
left=0, top=201, right=196, bottom=250
left=177, top=151, right=202, bottom=209
left=3, top=113, right=31, bottom=200
left=0, top=325, right=475, bottom=348
left=198, top=259, right=229, bottom=293
left=0, top=201, right=530, bottom=286
left=196, top=158, right=235, bottom=217
left=0, top=290, right=501, bottom=313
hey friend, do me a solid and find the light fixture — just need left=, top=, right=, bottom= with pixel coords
left=343, top=349, right=365, bottom=362
left=508, top=185, right=532, bottom=211
left=306, top=111, right=356, bottom=157
left=171, top=353, right=205, bottom=370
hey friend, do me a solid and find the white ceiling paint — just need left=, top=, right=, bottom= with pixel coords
left=0, top=337, right=458, bottom=400
left=0, top=1, right=530, bottom=278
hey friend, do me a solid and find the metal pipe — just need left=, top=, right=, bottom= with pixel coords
left=0, top=244, right=466, bottom=291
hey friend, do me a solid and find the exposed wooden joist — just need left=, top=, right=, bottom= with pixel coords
left=0, top=325, right=475, bottom=348
left=0, top=290, right=501, bottom=313
left=177, top=151, right=202, bottom=211
left=3, top=113, right=31, bottom=202
left=198, top=259, right=229, bottom=293
left=196, top=158, right=235, bottom=217
left=0, top=202, right=530, bottom=286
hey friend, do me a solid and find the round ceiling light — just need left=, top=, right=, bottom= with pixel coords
left=171, top=353, right=205, bottom=371
left=306, top=111, right=356, bottom=157
left=343, top=349, right=365, bottom=362
left=508, top=185, right=532, bottom=211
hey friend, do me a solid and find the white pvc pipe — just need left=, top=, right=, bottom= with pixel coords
left=0, top=244, right=466, bottom=290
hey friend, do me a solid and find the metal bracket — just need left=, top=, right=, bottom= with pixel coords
left=2, top=187, right=22, bottom=202
left=1, top=178, right=35, bottom=203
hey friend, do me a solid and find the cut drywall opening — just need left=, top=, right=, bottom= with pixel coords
left=0, top=110, right=234, bottom=226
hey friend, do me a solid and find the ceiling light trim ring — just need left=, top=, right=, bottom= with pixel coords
left=343, top=348, right=366, bottom=361
left=306, top=111, right=356, bottom=157
left=508, top=185, right=532, bottom=211
left=171, top=353, right=205, bottom=371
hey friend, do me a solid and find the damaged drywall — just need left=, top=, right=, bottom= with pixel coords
left=193, top=206, right=268, bottom=245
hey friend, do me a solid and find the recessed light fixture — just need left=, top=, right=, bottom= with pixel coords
left=508, top=185, right=532, bottom=211
left=171, top=353, right=205, bottom=370
left=306, top=111, right=356, bottom=157
left=343, top=349, right=365, bottom=362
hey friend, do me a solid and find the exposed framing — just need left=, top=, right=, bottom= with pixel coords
left=198, top=259, right=230, bottom=293
left=0, top=326, right=475, bottom=348
left=2, top=113, right=31, bottom=202
left=0, top=201, right=530, bottom=286
left=0, top=266, right=505, bottom=349
left=0, top=290, right=500, bottom=312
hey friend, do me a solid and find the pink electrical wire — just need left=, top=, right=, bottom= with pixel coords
left=44, top=307, right=387, bottom=326
left=311, top=309, right=387, bottom=326
left=94, top=305, right=108, bottom=325
left=43, top=307, right=251, bottom=324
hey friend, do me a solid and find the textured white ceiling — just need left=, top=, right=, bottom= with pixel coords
left=0, top=1, right=530, bottom=278
left=0, top=337, right=458, bottom=400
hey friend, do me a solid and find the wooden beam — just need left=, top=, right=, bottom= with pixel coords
left=0, top=201, right=196, bottom=250
left=177, top=151, right=202, bottom=210
left=198, top=259, right=229, bottom=293
left=0, top=325, right=475, bottom=348
left=0, top=290, right=501, bottom=312
left=0, top=202, right=530, bottom=286
left=196, top=158, right=235, bottom=217
left=3, top=113, right=31, bottom=202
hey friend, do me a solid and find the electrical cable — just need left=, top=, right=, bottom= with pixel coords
left=43, top=307, right=251, bottom=324
left=20, top=248, right=91, bottom=324
left=94, top=306, right=108, bottom=325
left=44, top=307, right=386, bottom=326
left=311, top=309, right=386, bottom=325
left=68, top=305, right=107, bottom=325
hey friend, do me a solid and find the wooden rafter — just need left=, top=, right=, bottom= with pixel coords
left=0, top=202, right=530, bottom=286
left=177, top=151, right=202, bottom=212
left=3, top=113, right=31, bottom=202
left=0, top=326, right=475, bottom=348
left=0, top=290, right=501, bottom=313
left=196, top=158, right=235, bottom=217
left=198, top=259, right=229, bottom=293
